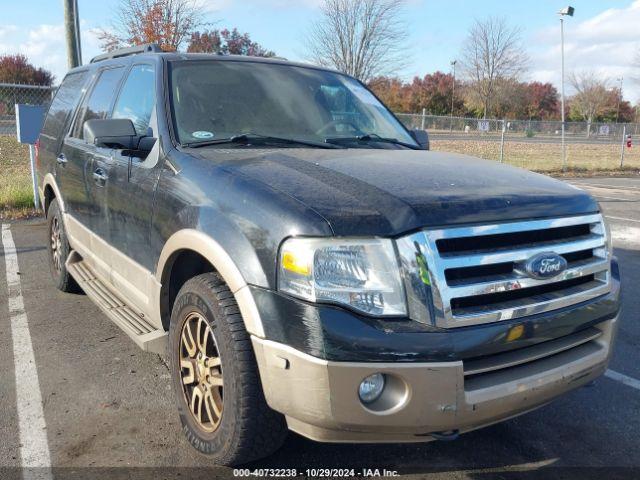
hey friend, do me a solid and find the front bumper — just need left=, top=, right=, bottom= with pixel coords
left=252, top=313, right=618, bottom=443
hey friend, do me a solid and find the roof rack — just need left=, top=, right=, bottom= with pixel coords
left=90, top=43, right=163, bottom=64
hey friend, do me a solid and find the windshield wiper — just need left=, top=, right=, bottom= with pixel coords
left=324, top=134, right=420, bottom=150
left=184, top=133, right=343, bottom=149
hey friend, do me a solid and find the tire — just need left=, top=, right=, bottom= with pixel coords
left=169, top=272, right=287, bottom=465
left=46, top=198, right=80, bottom=293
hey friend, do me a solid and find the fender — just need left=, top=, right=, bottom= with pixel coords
left=42, top=173, right=65, bottom=213
left=156, top=229, right=266, bottom=338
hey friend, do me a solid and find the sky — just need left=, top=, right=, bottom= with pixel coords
left=1, top=0, right=639, bottom=103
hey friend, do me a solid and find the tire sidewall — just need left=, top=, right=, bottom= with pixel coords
left=169, top=286, right=240, bottom=456
left=47, top=200, right=70, bottom=290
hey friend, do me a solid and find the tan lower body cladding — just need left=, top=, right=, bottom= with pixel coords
left=252, top=315, right=617, bottom=443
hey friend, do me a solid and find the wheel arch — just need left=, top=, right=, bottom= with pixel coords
left=156, top=229, right=266, bottom=338
left=42, top=173, right=65, bottom=216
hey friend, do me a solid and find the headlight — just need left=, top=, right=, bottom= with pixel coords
left=278, top=238, right=407, bottom=316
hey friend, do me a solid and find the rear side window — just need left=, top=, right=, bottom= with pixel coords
left=112, top=64, right=156, bottom=136
left=71, top=67, right=124, bottom=139
left=41, top=71, right=88, bottom=139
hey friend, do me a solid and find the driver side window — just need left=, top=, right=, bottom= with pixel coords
left=112, top=64, right=156, bottom=136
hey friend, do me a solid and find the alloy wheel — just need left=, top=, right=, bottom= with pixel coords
left=179, top=312, right=224, bottom=433
left=50, top=216, right=62, bottom=273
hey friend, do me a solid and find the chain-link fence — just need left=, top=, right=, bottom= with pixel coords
left=0, top=83, right=56, bottom=135
left=397, top=113, right=640, bottom=172
left=0, top=82, right=638, bottom=172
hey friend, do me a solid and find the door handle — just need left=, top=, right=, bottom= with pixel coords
left=93, top=168, right=108, bottom=186
left=56, top=154, right=67, bottom=165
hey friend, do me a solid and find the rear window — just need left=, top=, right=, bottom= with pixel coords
left=41, top=71, right=88, bottom=139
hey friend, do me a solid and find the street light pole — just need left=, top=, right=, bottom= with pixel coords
left=559, top=6, right=574, bottom=172
left=450, top=60, right=457, bottom=132
left=615, top=77, right=623, bottom=124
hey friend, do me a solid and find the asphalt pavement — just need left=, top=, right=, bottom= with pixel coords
left=0, top=177, right=639, bottom=480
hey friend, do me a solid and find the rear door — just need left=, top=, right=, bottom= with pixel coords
left=61, top=66, right=125, bottom=236
left=38, top=71, right=89, bottom=208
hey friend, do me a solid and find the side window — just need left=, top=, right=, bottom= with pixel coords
left=41, top=71, right=88, bottom=139
left=112, top=64, right=156, bottom=136
left=71, top=67, right=124, bottom=139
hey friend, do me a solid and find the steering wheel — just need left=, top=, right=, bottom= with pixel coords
left=315, top=120, right=362, bottom=137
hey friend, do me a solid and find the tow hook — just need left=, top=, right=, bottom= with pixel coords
left=429, top=430, right=460, bottom=441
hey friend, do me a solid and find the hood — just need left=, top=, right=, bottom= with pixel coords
left=195, top=148, right=599, bottom=236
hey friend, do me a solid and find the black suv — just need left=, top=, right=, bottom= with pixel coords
left=37, top=44, right=620, bottom=465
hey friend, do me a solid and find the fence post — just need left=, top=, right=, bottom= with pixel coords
left=421, top=108, right=426, bottom=130
left=499, top=120, right=506, bottom=163
left=620, top=125, right=626, bottom=169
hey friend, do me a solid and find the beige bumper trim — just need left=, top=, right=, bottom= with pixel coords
left=252, top=314, right=617, bottom=443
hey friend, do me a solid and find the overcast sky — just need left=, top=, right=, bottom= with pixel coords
left=1, top=0, right=639, bottom=103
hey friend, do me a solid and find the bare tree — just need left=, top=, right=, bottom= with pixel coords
left=97, top=0, right=206, bottom=52
left=568, top=71, right=609, bottom=137
left=460, top=17, right=528, bottom=118
left=305, top=0, right=408, bottom=83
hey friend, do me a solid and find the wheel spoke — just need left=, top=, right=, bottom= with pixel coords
left=207, top=372, right=223, bottom=387
left=204, top=388, right=222, bottom=423
left=181, top=321, right=197, bottom=357
left=205, top=357, right=221, bottom=368
left=196, top=317, right=210, bottom=353
left=180, top=359, right=197, bottom=385
left=190, top=384, right=205, bottom=423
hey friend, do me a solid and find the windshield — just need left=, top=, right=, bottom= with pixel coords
left=169, top=60, right=417, bottom=148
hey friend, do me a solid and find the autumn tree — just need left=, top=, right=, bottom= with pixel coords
left=524, top=82, right=559, bottom=120
left=404, top=72, right=464, bottom=115
left=98, top=0, right=205, bottom=52
left=306, top=0, right=408, bottom=82
left=0, top=54, right=54, bottom=115
left=460, top=17, right=528, bottom=118
left=188, top=29, right=275, bottom=57
left=568, top=71, right=609, bottom=135
left=0, top=54, right=53, bottom=85
left=368, top=76, right=408, bottom=112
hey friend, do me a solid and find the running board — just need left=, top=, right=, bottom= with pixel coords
left=66, top=252, right=167, bottom=354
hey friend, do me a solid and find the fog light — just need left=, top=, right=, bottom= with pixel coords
left=358, top=373, right=385, bottom=404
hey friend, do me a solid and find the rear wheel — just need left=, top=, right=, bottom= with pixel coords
left=47, top=198, right=79, bottom=293
left=169, top=272, right=287, bottom=465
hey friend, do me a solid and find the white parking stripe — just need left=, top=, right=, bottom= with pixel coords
left=570, top=182, right=640, bottom=192
left=606, top=369, right=640, bottom=391
left=1, top=225, right=52, bottom=476
left=606, top=215, right=640, bottom=224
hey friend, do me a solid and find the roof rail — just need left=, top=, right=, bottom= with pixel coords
left=90, top=43, right=163, bottom=63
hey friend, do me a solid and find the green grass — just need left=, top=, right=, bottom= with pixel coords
left=0, top=136, right=39, bottom=219
left=431, top=138, right=640, bottom=173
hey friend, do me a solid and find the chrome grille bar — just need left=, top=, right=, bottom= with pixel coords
left=397, top=214, right=612, bottom=328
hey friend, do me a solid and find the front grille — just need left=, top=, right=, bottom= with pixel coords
left=397, top=214, right=611, bottom=328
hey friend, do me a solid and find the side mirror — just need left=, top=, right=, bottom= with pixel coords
left=411, top=129, right=430, bottom=150
left=83, top=118, right=154, bottom=154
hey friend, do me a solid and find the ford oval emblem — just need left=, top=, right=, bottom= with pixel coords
left=523, top=252, right=568, bottom=280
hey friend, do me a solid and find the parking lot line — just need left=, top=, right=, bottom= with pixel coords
left=570, top=182, right=640, bottom=192
left=605, top=369, right=640, bottom=391
left=606, top=215, right=640, bottom=224
left=1, top=224, right=52, bottom=476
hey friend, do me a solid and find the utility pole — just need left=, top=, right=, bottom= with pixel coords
left=63, top=0, right=82, bottom=69
left=559, top=6, right=574, bottom=172
left=450, top=60, right=457, bottom=132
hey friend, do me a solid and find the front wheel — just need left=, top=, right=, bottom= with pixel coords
left=169, top=272, right=287, bottom=465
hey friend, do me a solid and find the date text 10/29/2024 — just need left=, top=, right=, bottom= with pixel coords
left=233, top=468, right=400, bottom=477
